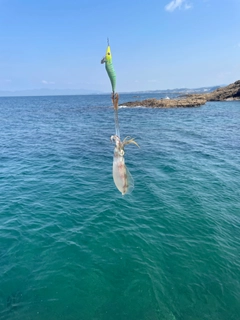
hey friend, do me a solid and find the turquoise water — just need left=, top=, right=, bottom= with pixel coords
left=0, top=94, right=240, bottom=320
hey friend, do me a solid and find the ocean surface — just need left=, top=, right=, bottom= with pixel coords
left=0, top=93, right=239, bottom=320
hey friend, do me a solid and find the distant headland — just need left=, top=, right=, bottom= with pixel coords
left=120, top=80, right=240, bottom=108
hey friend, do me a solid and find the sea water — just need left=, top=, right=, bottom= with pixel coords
left=0, top=94, right=239, bottom=319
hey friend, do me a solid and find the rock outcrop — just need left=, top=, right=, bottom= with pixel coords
left=120, top=96, right=207, bottom=108
left=120, top=80, right=240, bottom=108
left=205, top=80, right=240, bottom=101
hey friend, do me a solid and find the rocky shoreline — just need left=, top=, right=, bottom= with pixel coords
left=120, top=80, right=240, bottom=108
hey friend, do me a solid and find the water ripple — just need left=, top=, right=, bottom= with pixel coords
left=0, top=96, right=240, bottom=319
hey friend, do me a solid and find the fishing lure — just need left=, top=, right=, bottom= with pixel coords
left=101, top=39, right=116, bottom=97
left=101, top=40, right=120, bottom=137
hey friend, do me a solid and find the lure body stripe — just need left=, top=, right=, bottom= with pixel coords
left=105, top=62, right=116, bottom=94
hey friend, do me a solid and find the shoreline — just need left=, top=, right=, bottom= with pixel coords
left=120, top=80, right=240, bottom=108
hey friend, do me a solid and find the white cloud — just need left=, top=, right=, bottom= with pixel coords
left=147, top=79, right=158, bottom=83
left=0, top=79, right=11, bottom=84
left=184, top=3, right=192, bottom=9
left=165, top=0, right=192, bottom=12
left=41, top=80, right=55, bottom=85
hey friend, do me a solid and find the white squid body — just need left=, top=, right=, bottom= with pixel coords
left=111, top=135, right=134, bottom=195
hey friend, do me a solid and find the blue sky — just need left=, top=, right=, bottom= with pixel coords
left=0, top=0, right=240, bottom=93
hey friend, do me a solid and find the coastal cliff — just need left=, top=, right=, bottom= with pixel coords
left=202, top=80, right=240, bottom=101
left=121, top=80, right=240, bottom=108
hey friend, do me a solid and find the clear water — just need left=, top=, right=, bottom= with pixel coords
left=0, top=94, right=239, bottom=320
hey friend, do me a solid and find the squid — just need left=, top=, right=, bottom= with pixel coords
left=111, top=94, right=139, bottom=195
left=101, top=40, right=139, bottom=195
left=111, top=134, right=139, bottom=195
